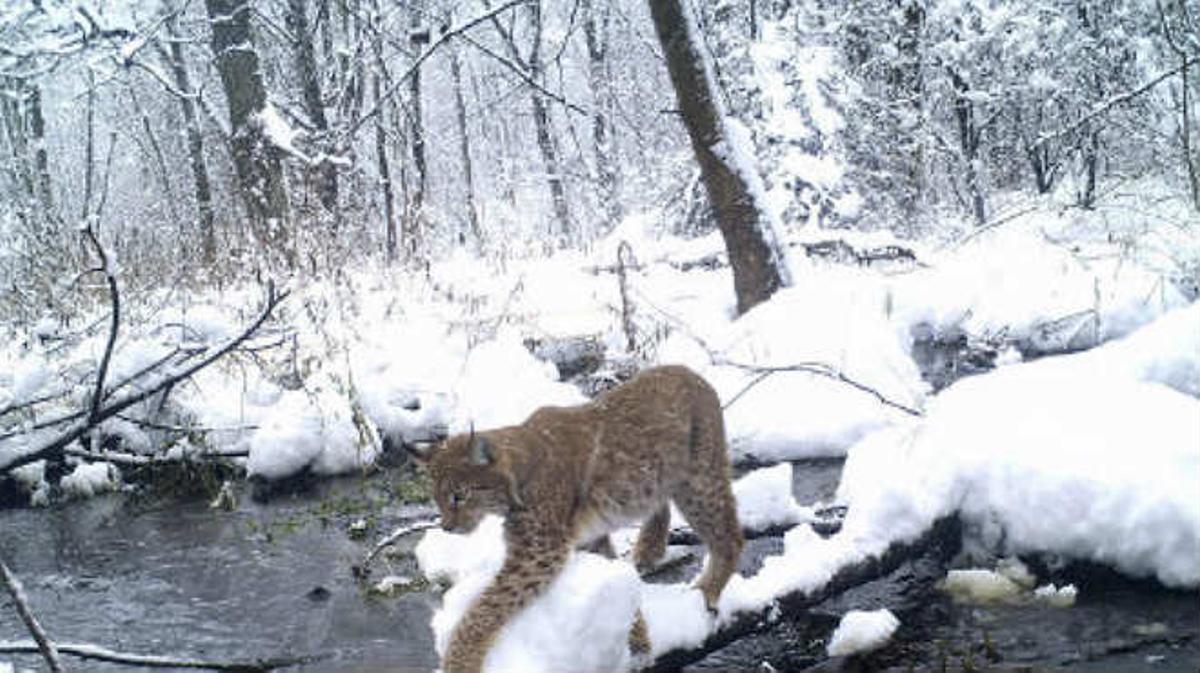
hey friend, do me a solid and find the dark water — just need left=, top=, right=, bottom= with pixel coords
left=0, top=478, right=439, bottom=673
left=2, top=459, right=1197, bottom=673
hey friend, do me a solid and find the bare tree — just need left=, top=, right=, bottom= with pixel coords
left=583, top=0, right=621, bottom=232
left=648, top=0, right=789, bottom=315
left=159, top=11, right=218, bottom=265
left=287, top=0, right=339, bottom=212
left=449, top=28, right=483, bottom=244
left=204, top=0, right=293, bottom=265
left=490, top=0, right=573, bottom=242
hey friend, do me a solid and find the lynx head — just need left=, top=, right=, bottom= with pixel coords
left=410, top=428, right=524, bottom=533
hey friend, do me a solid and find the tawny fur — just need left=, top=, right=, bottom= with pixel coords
left=418, top=365, right=743, bottom=673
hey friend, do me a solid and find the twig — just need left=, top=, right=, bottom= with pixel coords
left=0, top=557, right=65, bottom=673
left=0, top=284, right=290, bottom=475
left=349, top=0, right=535, bottom=136
left=82, top=225, right=120, bottom=426
left=1030, top=55, right=1199, bottom=150
left=353, top=519, right=442, bottom=578
left=0, top=389, right=71, bottom=419
left=717, top=359, right=924, bottom=417
left=0, top=640, right=323, bottom=671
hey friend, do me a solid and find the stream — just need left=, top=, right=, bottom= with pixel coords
left=3, top=456, right=1195, bottom=672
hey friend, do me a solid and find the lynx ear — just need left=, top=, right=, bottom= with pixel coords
left=469, top=435, right=495, bottom=466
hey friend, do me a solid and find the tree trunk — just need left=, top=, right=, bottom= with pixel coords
left=526, top=2, right=572, bottom=242
left=449, top=37, right=482, bottom=245
left=163, top=13, right=217, bottom=266
left=204, top=0, right=293, bottom=266
left=287, top=0, right=338, bottom=212
left=26, top=84, right=54, bottom=214
left=369, top=7, right=398, bottom=263
left=406, top=1, right=428, bottom=259
left=648, top=0, right=788, bottom=315
left=949, top=67, right=986, bottom=225
left=583, top=0, right=621, bottom=234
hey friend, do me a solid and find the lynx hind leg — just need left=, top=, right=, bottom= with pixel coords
left=673, top=478, right=743, bottom=613
left=633, top=505, right=670, bottom=573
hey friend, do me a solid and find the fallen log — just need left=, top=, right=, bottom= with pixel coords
left=645, top=515, right=963, bottom=672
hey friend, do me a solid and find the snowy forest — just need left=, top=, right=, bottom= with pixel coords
left=1, top=0, right=1198, bottom=671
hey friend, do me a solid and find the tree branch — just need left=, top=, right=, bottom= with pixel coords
left=0, top=640, right=322, bottom=671
left=0, top=557, right=65, bottom=673
left=646, top=516, right=962, bottom=672
left=82, top=224, right=119, bottom=426
left=1030, top=55, right=1199, bottom=150
left=349, top=0, right=535, bottom=136
left=0, top=284, right=290, bottom=475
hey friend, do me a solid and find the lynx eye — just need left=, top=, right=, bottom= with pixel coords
left=449, top=491, right=464, bottom=508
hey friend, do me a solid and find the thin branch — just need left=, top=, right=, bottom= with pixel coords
left=0, top=285, right=290, bottom=475
left=0, top=640, right=322, bottom=671
left=0, top=557, right=65, bottom=673
left=458, top=33, right=590, bottom=116
left=82, top=225, right=119, bottom=425
left=349, top=0, right=535, bottom=136
left=1030, top=55, right=1199, bottom=150
left=352, top=519, right=442, bottom=578
left=0, top=389, right=71, bottom=419
left=717, top=359, right=924, bottom=417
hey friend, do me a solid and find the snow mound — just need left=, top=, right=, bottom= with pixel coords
left=420, top=517, right=640, bottom=673
left=246, top=389, right=370, bottom=479
left=450, top=333, right=586, bottom=433
left=60, top=462, right=119, bottom=498
left=733, top=463, right=812, bottom=530
left=838, top=305, right=1200, bottom=588
left=826, top=608, right=900, bottom=657
left=659, top=276, right=926, bottom=462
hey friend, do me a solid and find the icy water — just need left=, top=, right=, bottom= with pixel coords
left=1, top=460, right=1197, bottom=673
left=0, top=477, right=440, bottom=673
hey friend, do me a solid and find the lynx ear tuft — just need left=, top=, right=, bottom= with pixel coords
left=469, top=435, right=495, bottom=466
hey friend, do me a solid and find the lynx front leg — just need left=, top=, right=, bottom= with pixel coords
left=443, top=539, right=571, bottom=673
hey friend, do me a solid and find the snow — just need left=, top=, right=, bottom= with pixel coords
left=60, top=461, right=119, bottom=498
left=418, top=516, right=640, bottom=673
left=411, top=297, right=1197, bottom=672
left=837, top=304, right=1200, bottom=589
left=658, top=272, right=926, bottom=462
left=826, top=609, right=900, bottom=657
left=732, top=463, right=812, bottom=531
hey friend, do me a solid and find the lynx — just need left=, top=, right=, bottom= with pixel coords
left=411, top=365, right=743, bottom=673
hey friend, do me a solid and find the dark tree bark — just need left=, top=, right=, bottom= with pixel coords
left=406, top=0, right=428, bottom=258
left=26, top=84, right=54, bottom=213
left=648, top=0, right=788, bottom=315
left=162, top=12, right=217, bottom=265
left=449, top=36, right=482, bottom=245
left=948, top=67, right=987, bottom=225
left=490, top=0, right=573, bottom=242
left=369, top=6, right=398, bottom=263
left=204, top=0, right=292, bottom=265
left=583, top=0, right=621, bottom=233
left=287, top=0, right=338, bottom=212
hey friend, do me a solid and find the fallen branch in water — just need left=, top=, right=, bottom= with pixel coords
left=0, top=557, right=65, bottom=673
left=0, top=640, right=323, bottom=671
left=352, top=519, right=442, bottom=579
